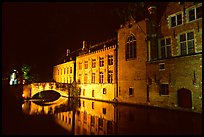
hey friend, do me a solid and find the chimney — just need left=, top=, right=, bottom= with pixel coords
left=82, top=41, right=87, bottom=50
left=66, top=49, right=70, bottom=56
left=147, top=5, right=158, bottom=61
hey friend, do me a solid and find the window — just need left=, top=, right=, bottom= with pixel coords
left=160, top=38, right=171, bottom=58
left=188, top=5, right=202, bottom=22
left=159, top=63, right=165, bottom=71
left=98, top=118, right=103, bottom=129
left=102, top=108, right=106, bottom=114
left=126, top=34, right=136, bottom=60
left=170, top=13, right=182, bottom=27
left=99, top=72, right=104, bottom=83
left=61, top=69, right=62, bottom=75
left=58, top=69, right=59, bottom=75
left=92, top=59, right=96, bottom=68
left=70, top=67, right=72, bottom=73
left=108, top=70, right=113, bottom=83
left=179, top=31, right=195, bottom=55
left=91, top=116, right=95, bottom=126
left=129, top=87, right=134, bottom=96
left=78, top=74, right=81, bottom=83
left=79, top=62, right=82, bottom=70
left=83, top=89, right=85, bottom=96
left=67, top=68, right=69, bottom=74
left=103, top=88, right=106, bottom=94
left=84, top=112, right=87, bottom=123
left=91, top=73, right=95, bottom=83
left=108, top=55, right=113, bottom=65
left=107, top=121, right=113, bottom=134
left=99, top=57, right=104, bottom=67
left=92, top=90, right=94, bottom=97
left=64, top=68, right=66, bottom=74
left=84, top=61, right=88, bottom=69
left=92, top=102, right=94, bottom=109
left=83, top=100, right=85, bottom=107
left=70, top=77, right=72, bottom=83
left=159, top=84, right=169, bottom=95
left=84, top=74, right=88, bottom=84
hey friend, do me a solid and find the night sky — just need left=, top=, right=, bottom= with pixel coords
left=3, top=2, right=128, bottom=79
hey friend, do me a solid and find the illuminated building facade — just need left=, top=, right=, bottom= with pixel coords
left=53, top=49, right=75, bottom=83
left=53, top=2, right=202, bottom=113
left=76, top=39, right=117, bottom=101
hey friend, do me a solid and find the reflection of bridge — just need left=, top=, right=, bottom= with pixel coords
left=23, top=82, right=73, bottom=98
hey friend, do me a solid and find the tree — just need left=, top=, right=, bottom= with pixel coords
left=112, top=2, right=146, bottom=24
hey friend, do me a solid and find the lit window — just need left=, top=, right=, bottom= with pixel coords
left=70, top=67, right=72, bottom=73
left=84, top=61, right=88, bottom=69
left=92, top=59, right=96, bottom=68
left=179, top=31, right=195, bottom=55
left=92, top=90, right=94, bottom=97
left=91, top=116, right=95, bottom=126
left=83, top=89, right=85, bottom=96
left=108, top=71, right=113, bottom=83
left=78, top=74, right=81, bottom=83
left=103, top=88, right=106, bottom=94
left=84, top=74, right=88, bottom=84
left=126, top=34, right=136, bottom=60
left=160, top=38, right=171, bottom=58
left=83, top=100, right=85, bottom=107
left=159, top=84, right=169, bottom=95
left=99, top=72, right=104, bottom=83
left=91, top=73, right=95, bottom=83
left=67, top=68, right=69, bottom=74
left=79, top=62, right=82, bottom=70
left=92, top=102, right=94, bottom=109
left=129, top=87, right=134, bottom=96
left=102, top=108, right=106, bottom=114
left=108, top=55, right=113, bottom=65
left=99, top=57, right=104, bottom=67
left=98, top=118, right=103, bottom=129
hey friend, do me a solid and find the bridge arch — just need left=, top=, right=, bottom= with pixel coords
left=23, top=82, right=71, bottom=99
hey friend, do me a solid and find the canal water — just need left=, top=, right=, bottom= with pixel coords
left=2, top=83, right=202, bottom=135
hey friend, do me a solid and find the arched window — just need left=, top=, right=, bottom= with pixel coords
left=126, top=34, right=136, bottom=60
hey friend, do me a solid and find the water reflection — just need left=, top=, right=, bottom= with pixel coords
left=22, top=97, right=202, bottom=135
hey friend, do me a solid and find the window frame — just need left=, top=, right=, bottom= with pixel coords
left=159, top=83, right=169, bottom=96
left=159, top=37, right=172, bottom=59
left=168, top=11, right=183, bottom=28
left=129, top=87, right=134, bottom=96
left=126, top=34, right=136, bottom=60
left=108, top=55, right=113, bottom=65
left=179, top=31, right=195, bottom=56
left=186, top=4, right=202, bottom=23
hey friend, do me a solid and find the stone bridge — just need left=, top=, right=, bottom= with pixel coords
left=22, top=82, right=74, bottom=99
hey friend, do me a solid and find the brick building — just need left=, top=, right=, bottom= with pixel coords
left=146, top=2, right=202, bottom=112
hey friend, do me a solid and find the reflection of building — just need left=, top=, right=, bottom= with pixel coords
left=21, top=97, right=202, bottom=135
left=74, top=99, right=116, bottom=135
left=53, top=2, right=202, bottom=113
